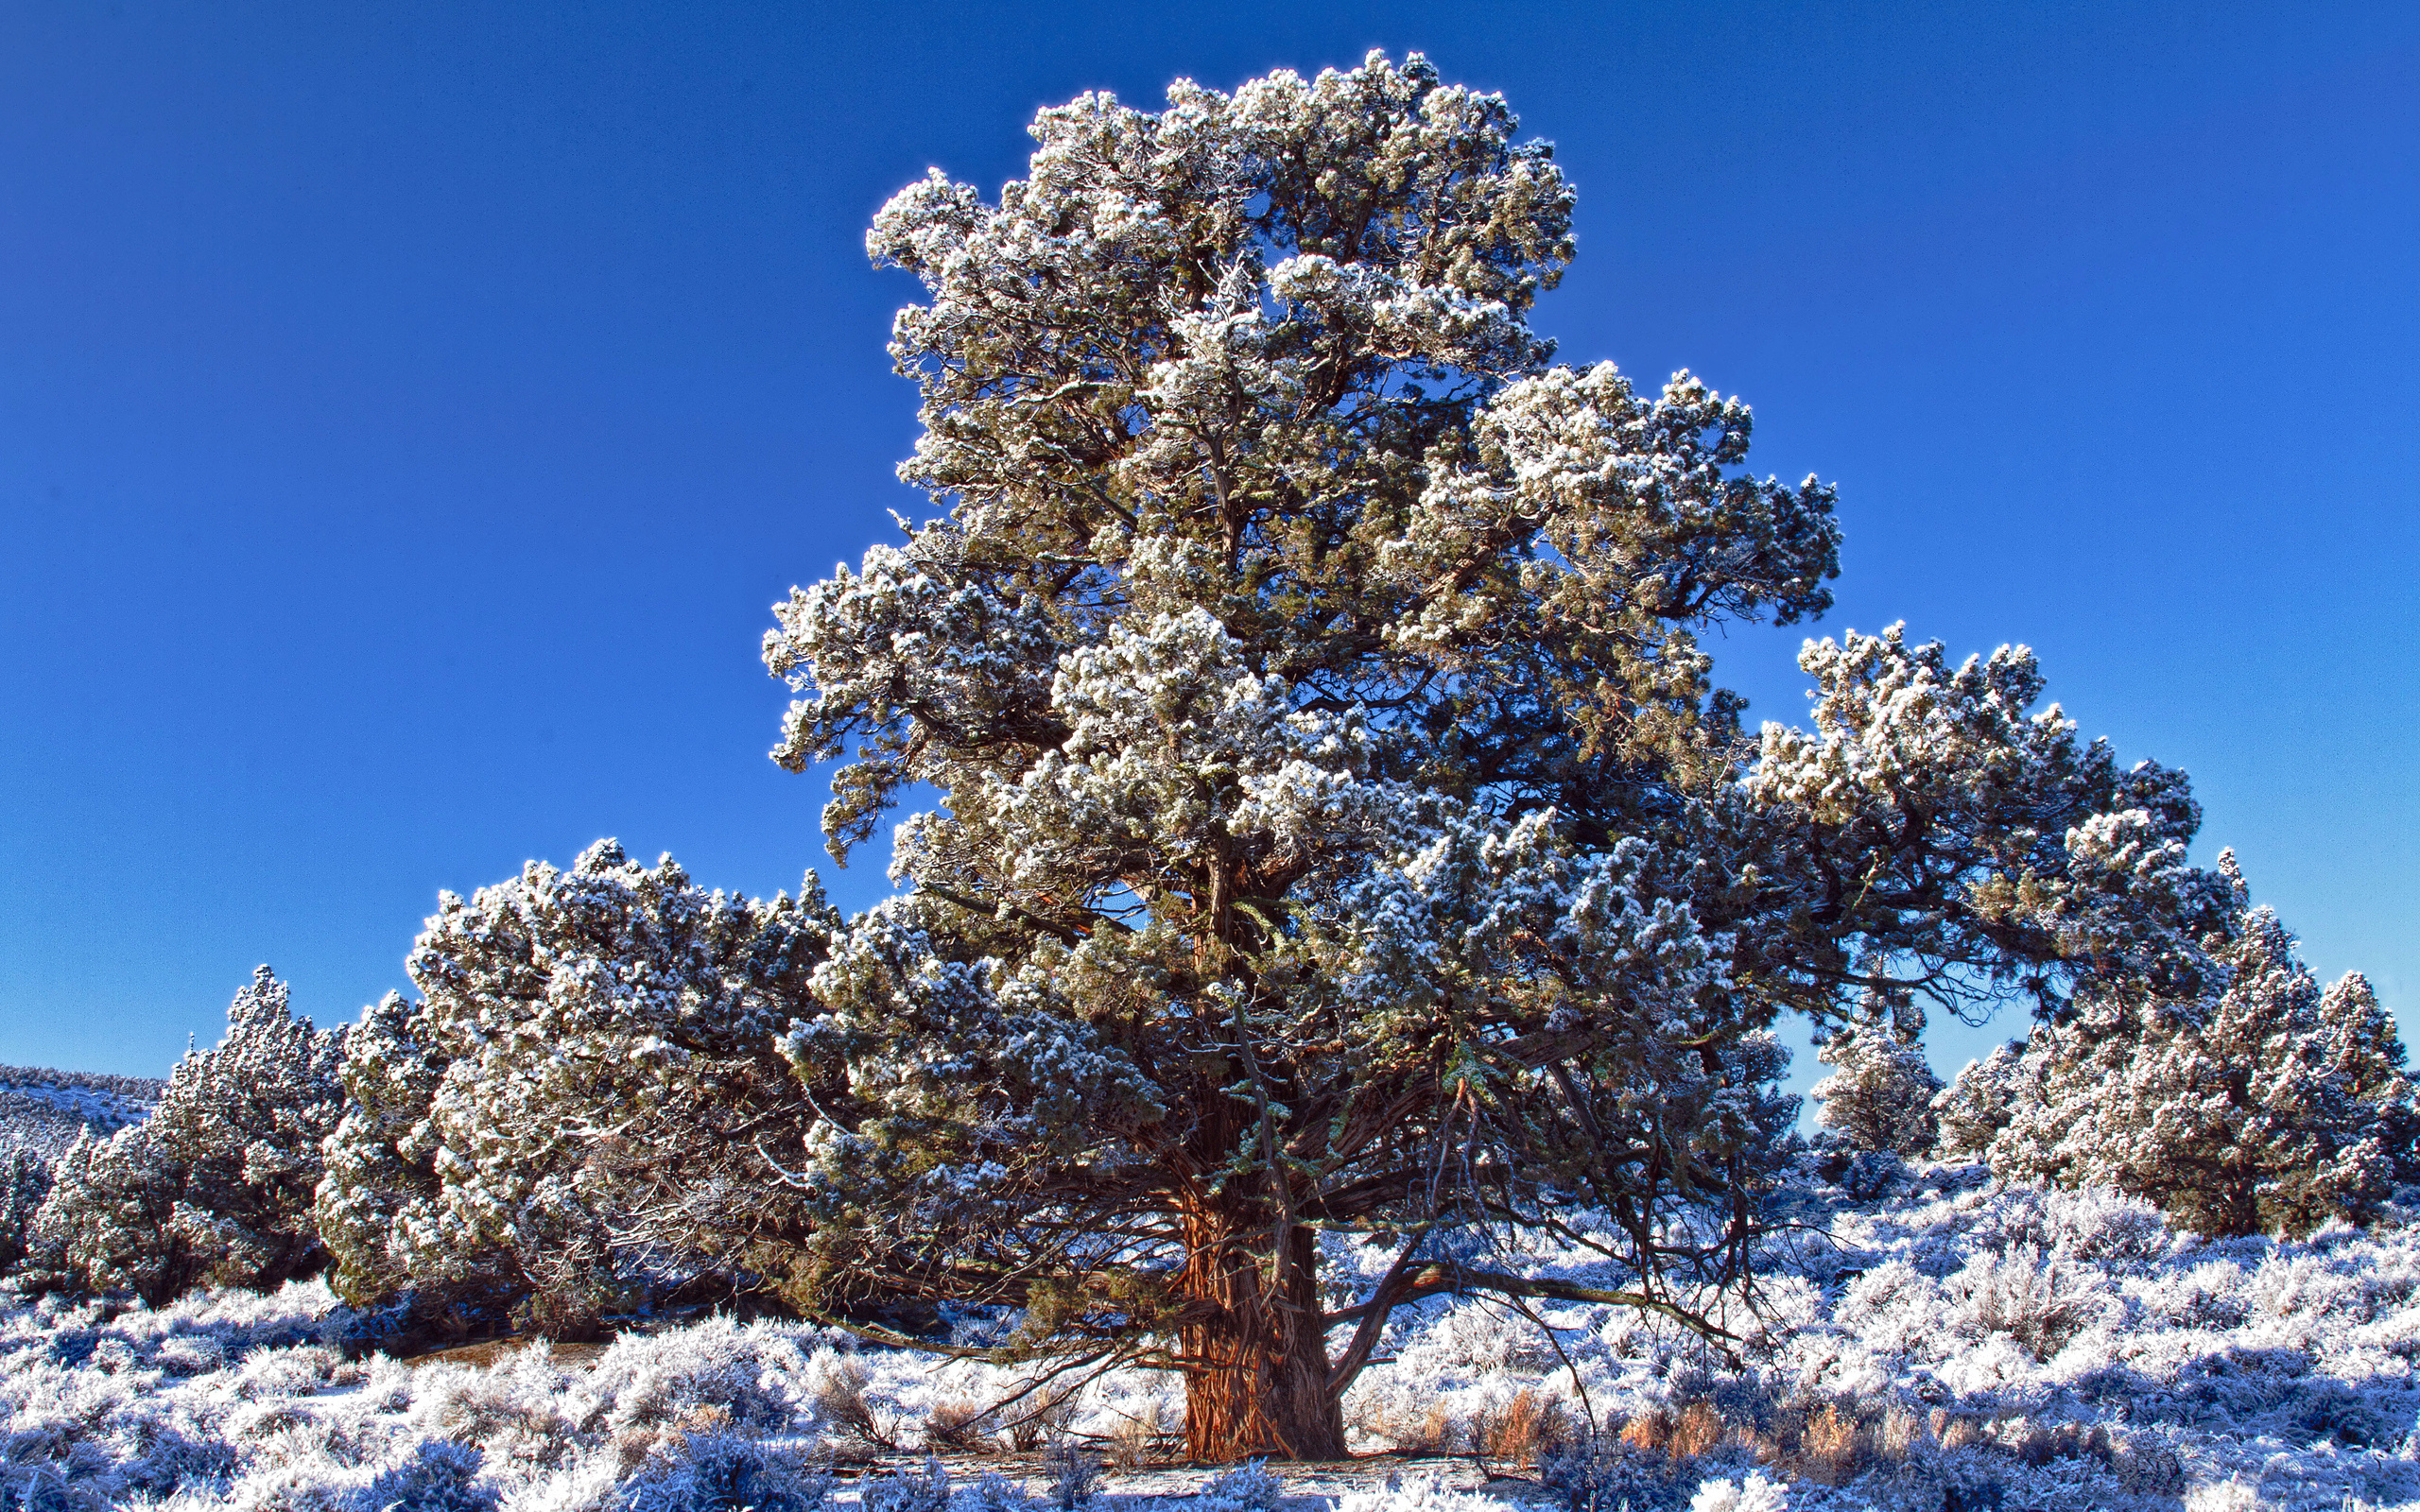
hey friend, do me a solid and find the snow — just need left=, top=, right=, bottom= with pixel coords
left=0, top=1066, right=160, bottom=1161
left=6, top=1161, right=2420, bottom=1509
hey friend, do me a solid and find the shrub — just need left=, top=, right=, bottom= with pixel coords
left=619, top=1434, right=834, bottom=1512
left=357, top=1438, right=498, bottom=1512
left=0, top=1147, right=51, bottom=1276
left=1933, top=1041, right=2028, bottom=1159
left=1200, top=1460, right=1285, bottom=1511
left=859, top=1457, right=951, bottom=1512
left=316, top=842, right=837, bottom=1331
left=31, top=967, right=343, bottom=1304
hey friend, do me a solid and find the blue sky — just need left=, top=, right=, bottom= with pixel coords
left=0, top=1, right=2411, bottom=1104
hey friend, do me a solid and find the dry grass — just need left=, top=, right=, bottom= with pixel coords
left=1797, top=1402, right=1866, bottom=1486
left=924, top=1399, right=999, bottom=1454
left=810, top=1357, right=896, bottom=1457
left=1473, top=1387, right=1573, bottom=1471
left=1616, top=1400, right=1726, bottom=1461
left=1105, top=1400, right=1174, bottom=1469
left=1353, top=1398, right=1463, bottom=1455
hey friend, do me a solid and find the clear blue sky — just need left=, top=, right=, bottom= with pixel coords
left=1, top=3, right=2411, bottom=1103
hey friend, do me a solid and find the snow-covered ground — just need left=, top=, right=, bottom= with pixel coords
left=0, top=1066, right=160, bottom=1162
left=6, top=1159, right=2420, bottom=1510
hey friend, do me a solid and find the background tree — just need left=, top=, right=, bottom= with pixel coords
left=758, top=54, right=2221, bottom=1460
left=33, top=967, right=342, bottom=1305
left=316, top=840, right=835, bottom=1335
left=1932, top=1040, right=2028, bottom=1160
left=1809, top=1010, right=1943, bottom=1158
left=1984, top=852, right=2417, bottom=1237
left=0, top=1149, right=50, bottom=1277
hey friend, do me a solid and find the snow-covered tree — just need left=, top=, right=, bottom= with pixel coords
left=1809, top=1013, right=1943, bottom=1157
left=32, top=967, right=343, bottom=1305
left=1986, top=853, right=2418, bottom=1237
left=1932, top=1040, right=2029, bottom=1159
left=0, top=1147, right=49, bottom=1276
left=316, top=841, right=836, bottom=1333
left=755, top=54, right=2238, bottom=1459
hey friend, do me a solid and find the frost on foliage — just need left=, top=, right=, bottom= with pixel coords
left=612, top=1432, right=833, bottom=1512
left=750, top=52, right=1857, bottom=1458
left=316, top=841, right=838, bottom=1330
left=744, top=43, right=2343, bottom=1463
left=0, top=1146, right=51, bottom=1275
left=30, top=966, right=343, bottom=1305
left=1985, top=853, right=2420, bottom=1238
left=1687, top=1473, right=1787, bottom=1512
left=1196, top=1459, right=1284, bottom=1511
left=17, top=1160, right=2420, bottom=1510
left=1742, top=625, right=2235, bottom=1030
left=1330, top=1472, right=1523, bottom=1512
left=1932, top=1040, right=2028, bottom=1159
left=1809, top=1013, right=1941, bottom=1157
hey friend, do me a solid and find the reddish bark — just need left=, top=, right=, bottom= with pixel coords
left=1176, top=1207, right=1347, bottom=1462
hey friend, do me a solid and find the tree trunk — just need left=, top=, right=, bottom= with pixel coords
left=1177, top=1206, right=1347, bottom=1462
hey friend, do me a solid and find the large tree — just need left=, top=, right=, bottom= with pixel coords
left=761, top=54, right=2225, bottom=1459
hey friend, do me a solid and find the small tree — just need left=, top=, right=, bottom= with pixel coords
left=1988, top=853, right=2418, bottom=1237
left=1809, top=1013, right=1943, bottom=1157
left=756, top=54, right=2229, bottom=1459
left=0, top=1148, right=50, bottom=1277
left=317, top=840, right=835, bottom=1332
left=1931, top=1041, right=2029, bottom=1160
left=33, top=967, right=343, bottom=1304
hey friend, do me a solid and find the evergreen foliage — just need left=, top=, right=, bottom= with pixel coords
left=0, top=1149, right=49, bottom=1277
left=1983, top=853, right=2418, bottom=1237
left=1931, top=1041, right=2027, bottom=1160
left=30, top=967, right=343, bottom=1305
left=315, top=840, right=837, bottom=1332
left=752, top=52, right=2224, bottom=1457
left=1810, top=1015, right=1943, bottom=1158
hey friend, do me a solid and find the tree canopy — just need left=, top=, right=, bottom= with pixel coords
left=755, top=53, right=2235, bottom=1459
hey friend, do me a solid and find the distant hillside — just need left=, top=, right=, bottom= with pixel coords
left=0, top=1064, right=163, bottom=1162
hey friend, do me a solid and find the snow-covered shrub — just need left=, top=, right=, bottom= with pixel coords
left=1976, top=1182, right=2172, bottom=1271
left=965, top=1471, right=1032, bottom=1512
left=1197, top=1459, right=1283, bottom=1511
left=1947, top=1243, right=2103, bottom=1362
left=315, top=987, right=493, bottom=1318
left=0, top=1145, right=51, bottom=1274
left=1041, top=1438, right=1100, bottom=1511
left=317, top=841, right=838, bottom=1332
left=1833, top=1149, right=1907, bottom=1201
left=413, top=1348, right=582, bottom=1472
left=1687, top=1472, right=1786, bottom=1512
left=1989, top=854, right=2420, bottom=1237
left=357, top=1437, right=499, bottom=1512
left=578, top=1318, right=809, bottom=1441
left=614, top=1433, right=832, bottom=1512
left=1538, top=1426, right=1689, bottom=1512
left=859, top=1456, right=950, bottom=1512
left=1809, top=1016, right=1941, bottom=1156
left=31, top=967, right=343, bottom=1304
left=1331, top=1472, right=1527, bottom=1512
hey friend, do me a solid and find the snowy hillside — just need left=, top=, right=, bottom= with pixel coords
left=7, top=1159, right=2420, bottom=1510
left=0, top=1065, right=160, bottom=1161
